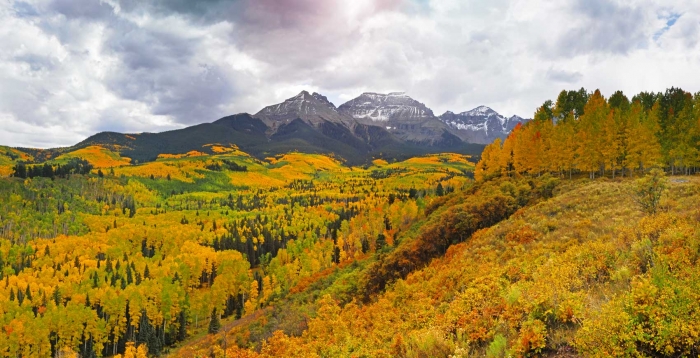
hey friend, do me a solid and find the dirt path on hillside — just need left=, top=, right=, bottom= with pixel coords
left=166, top=307, right=272, bottom=357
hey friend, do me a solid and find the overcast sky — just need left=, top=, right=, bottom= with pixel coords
left=1, top=0, right=699, bottom=148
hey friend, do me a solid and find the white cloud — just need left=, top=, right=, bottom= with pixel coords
left=0, top=0, right=699, bottom=147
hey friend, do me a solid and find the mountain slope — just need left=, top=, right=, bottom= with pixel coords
left=182, top=175, right=700, bottom=357
left=73, top=113, right=270, bottom=163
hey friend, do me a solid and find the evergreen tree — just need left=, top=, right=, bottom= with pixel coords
left=208, top=308, right=221, bottom=334
left=12, top=163, right=27, bottom=179
left=143, top=264, right=150, bottom=279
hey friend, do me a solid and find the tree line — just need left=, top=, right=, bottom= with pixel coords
left=476, top=87, right=700, bottom=180
left=12, top=158, right=94, bottom=179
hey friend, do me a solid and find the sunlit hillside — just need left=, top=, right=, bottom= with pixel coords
left=177, top=174, right=700, bottom=357
left=54, top=146, right=132, bottom=168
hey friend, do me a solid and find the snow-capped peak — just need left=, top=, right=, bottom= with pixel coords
left=461, top=105, right=498, bottom=117
left=338, top=92, right=435, bottom=122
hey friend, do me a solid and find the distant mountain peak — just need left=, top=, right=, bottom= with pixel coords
left=461, top=105, right=498, bottom=117
left=311, top=92, right=336, bottom=109
left=439, top=106, right=529, bottom=144
left=254, top=90, right=347, bottom=127
left=337, top=92, right=456, bottom=145
left=338, top=92, right=435, bottom=122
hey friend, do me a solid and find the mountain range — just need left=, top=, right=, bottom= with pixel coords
left=23, top=91, right=529, bottom=165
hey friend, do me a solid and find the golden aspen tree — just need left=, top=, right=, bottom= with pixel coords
left=499, top=130, right=516, bottom=176
left=506, top=123, right=524, bottom=174
left=244, top=280, right=259, bottom=315
left=475, top=139, right=503, bottom=181
left=600, top=110, right=619, bottom=178
left=261, top=275, right=273, bottom=304
left=552, top=115, right=577, bottom=178
left=538, top=115, right=556, bottom=174
left=519, top=122, right=543, bottom=176
left=576, top=90, right=608, bottom=178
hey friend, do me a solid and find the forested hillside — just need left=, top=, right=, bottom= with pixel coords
left=0, top=150, right=472, bottom=357
left=175, top=171, right=700, bottom=357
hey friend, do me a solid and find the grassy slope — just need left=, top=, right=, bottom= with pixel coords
left=52, top=145, right=132, bottom=168
left=180, top=175, right=700, bottom=357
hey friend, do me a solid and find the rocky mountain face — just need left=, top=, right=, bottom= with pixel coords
left=337, top=92, right=456, bottom=145
left=254, top=90, right=351, bottom=129
left=439, top=106, right=529, bottom=144
left=337, top=92, right=435, bottom=122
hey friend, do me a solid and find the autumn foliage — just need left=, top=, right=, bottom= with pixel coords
left=476, top=88, right=700, bottom=181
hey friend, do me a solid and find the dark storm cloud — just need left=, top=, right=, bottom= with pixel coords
left=104, top=21, right=196, bottom=71
left=103, top=22, right=239, bottom=124
left=49, top=0, right=115, bottom=19
left=553, top=0, right=649, bottom=57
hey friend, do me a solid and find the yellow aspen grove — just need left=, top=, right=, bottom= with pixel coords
left=476, top=87, right=700, bottom=181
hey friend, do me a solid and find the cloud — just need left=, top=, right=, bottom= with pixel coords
left=1, top=0, right=700, bottom=148
left=12, top=1, right=39, bottom=17
left=546, top=68, right=583, bottom=84
left=551, top=0, right=650, bottom=57
left=49, top=0, right=115, bottom=20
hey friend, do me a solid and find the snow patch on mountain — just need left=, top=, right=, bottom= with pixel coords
left=338, top=92, right=435, bottom=122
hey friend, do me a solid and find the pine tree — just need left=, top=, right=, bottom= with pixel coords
left=143, top=264, right=150, bottom=279
left=208, top=308, right=221, bottom=334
